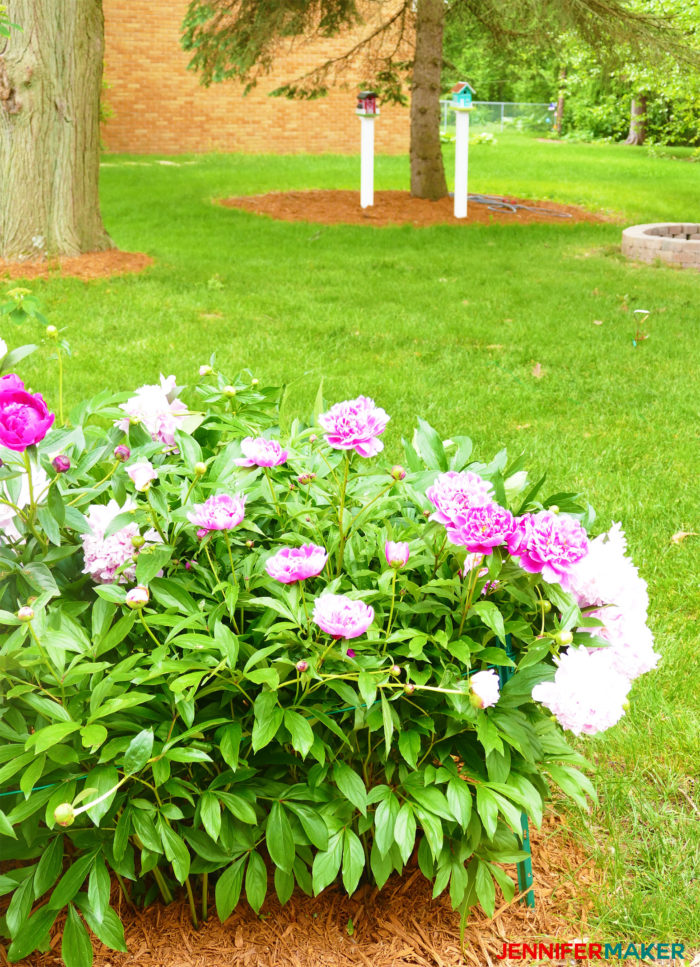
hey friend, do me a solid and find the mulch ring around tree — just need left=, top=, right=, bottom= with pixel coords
left=218, top=190, right=604, bottom=228
left=0, top=250, right=153, bottom=282
left=15, top=814, right=610, bottom=967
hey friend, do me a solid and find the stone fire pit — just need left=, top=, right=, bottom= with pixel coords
left=622, top=223, right=700, bottom=270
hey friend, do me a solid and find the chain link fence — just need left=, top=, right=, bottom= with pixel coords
left=440, top=101, right=555, bottom=139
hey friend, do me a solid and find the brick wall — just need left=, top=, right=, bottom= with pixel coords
left=102, top=0, right=411, bottom=155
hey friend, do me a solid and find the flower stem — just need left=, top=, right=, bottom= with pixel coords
left=145, top=489, right=167, bottom=543
left=383, top=571, right=398, bottom=652
left=185, top=876, right=199, bottom=928
left=457, top=558, right=483, bottom=639
left=223, top=531, right=237, bottom=584
left=153, top=866, right=173, bottom=904
left=57, top=347, right=64, bottom=425
left=263, top=467, right=281, bottom=517
left=336, top=453, right=351, bottom=575
left=201, top=872, right=208, bottom=921
left=139, top=611, right=162, bottom=648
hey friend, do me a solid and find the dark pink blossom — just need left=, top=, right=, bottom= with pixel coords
left=318, top=396, right=389, bottom=458
left=507, top=511, right=589, bottom=584
left=265, top=544, right=328, bottom=583
left=0, top=385, right=54, bottom=451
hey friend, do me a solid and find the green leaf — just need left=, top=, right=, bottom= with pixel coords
left=113, top=809, right=131, bottom=862
left=266, top=801, right=295, bottom=874
left=200, top=792, right=222, bottom=841
left=123, top=729, right=154, bottom=775
left=475, top=861, right=496, bottom=918
left=220, top=723, right=242, bottom=771
left=88, top=861, right=111, bottom=924
left=284, top=709, right=314, bottom=758
left=218, top=791, right=258, bottom=825
left=370, top=839, right=393, bottom=889
left=77, top=902, right=128, bottom=953
left=132, top=808, right=163, bottom=853
left=62, top=905, right=93, bottom=967
left=470, top=601, right=506, bottom=643
left=285, top=802, right=328, bottom=851
left=380, top=692, right=394, bottom=754
left=333, top=763, right=367, bottom=816
left=413, top=417, right=448, bottom=471
left=373, top=794, right=399, bottom=856
left=341, top=829, right=365, bottom=894
left=49, top=853, right=97, bottom=910
left=393, top=803, right=416, bottom=864
left=475, top=786, right=499, bottom=840
left=80, top=725, right=108, bottom=752
left=159, top=821, right=191, bottom=883
left=135, top=544, right=174, bottom=585
left=251, top=692, right=283, bottom=752
left=6, top=873, right=34, bottom=938
left=84, top=766, right=119, bottom=825
left=446, top=778, right=472, bottom=830
left=398, top=731, right=420, bottom=769
left=274, top=866, right=295, bottom=905
left=312, top=831, right=343, bottom=894
left=0, top=808, right=17, bottom=839
left=34, top=836, right=64, bottom=897
left=7, top=905, right=57, bottom=962
left=215, top=856, right=247, bottom=921
left=244, top=850, right=267, bottom=913
left=407, top=785, right=454, bottom=821
left=357, top=670, right=377, bottom=709
left=25, top=721, right=81, bottom=754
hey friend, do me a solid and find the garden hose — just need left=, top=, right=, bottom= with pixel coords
left=449, top=193, right=573, bottom=218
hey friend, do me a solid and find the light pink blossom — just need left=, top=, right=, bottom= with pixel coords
left=116, top=374, right=187, bottom=446
left=470, top=669, right=500, bottom=709
left=81, top=499, right=159, bottom=584
left=187, top=494, right=245, bottom=537
left=385, top=540, right=410, bottom=569
left=581, top=607, right=659, bottom=681
left=235, top=436, right=288, bottom=468
left=127, top=460, right=157, bottom=492
left=318, top=396, right=389, bottom=458
left=507, top=511, right=589, bottom=584
left=532, top=647, right=631, bottom=736
left=126, top=585, right=150, bottom=609
left=312, top=593, right=374, bottom=640
left=265, top=544, right=328, bottom=583
left=562, top=523, right=649, bottom=617
left=426, top=471, right=494, bottom=529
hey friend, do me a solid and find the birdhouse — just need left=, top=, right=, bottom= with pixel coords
left=451, top=82, right=475, bottom=108
left=356, top=91, right=379, bottom=116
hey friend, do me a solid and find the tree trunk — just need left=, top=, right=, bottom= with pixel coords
left=554, top=68, right=566, bottom=135
left=0, top=0, right=113, bottom=260
left=409, top=0, right=447, bottom=200
left=625, top=95, right=647, bottom=146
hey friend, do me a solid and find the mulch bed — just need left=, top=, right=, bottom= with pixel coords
left=9, top=814, right=611, bottom=967
left=0, top=250, right=153, bottom=281
left=218, top=190, right=603, bottom=228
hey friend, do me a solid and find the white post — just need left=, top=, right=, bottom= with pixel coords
left=360, top=115, right=375, bottom=209
left=453, top=107, right=471, bottom=219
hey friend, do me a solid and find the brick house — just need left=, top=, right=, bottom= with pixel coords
left=102, top=0, right=411, bottom=155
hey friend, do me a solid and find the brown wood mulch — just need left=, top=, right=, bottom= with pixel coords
left=0, top=250, right=153, bottom=281
left=6, top=814, right=617, bottom=967
left=218, top=190, right=604, bottom=228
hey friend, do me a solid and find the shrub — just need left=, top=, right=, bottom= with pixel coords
left=0, top=327, right=658, bottom=965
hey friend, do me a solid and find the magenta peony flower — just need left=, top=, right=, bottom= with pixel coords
left=187, top=493, right=245, bottom=536
left=127, top=460, right=157, bottom=492
left=443, top=501, right=515, bottom=555
left=312, top=593, right=374, bottom=640
left=114, top=444, right=131, bottom=462
left=51, top=454, right=70, bottom=474
left=0, top=384, right=54, bottom=451
left=385, top=540, right=410, bottom=569
left=469, top=669, right=500, bottom=709
left=116, top=374, right=187, bottom=446
left=532, top=647, right=631, bottom=736
left=507, top=511, right=589, bottom=584
left=318, top=396, right=389, bottom=458
left=235, top=436, right=288, bottom=468
left=265, top=543, right=328, bottom=583
left=81, top=499, right=160, bottom=584
left=426, top=471, right=494, bottom=529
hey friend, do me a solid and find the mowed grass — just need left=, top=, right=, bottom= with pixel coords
left=6, top=133, right=700, bottom=943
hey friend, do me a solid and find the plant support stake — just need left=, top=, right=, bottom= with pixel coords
left=356, top=91, right=379, bottom=209
left=450, top=82, right=476, bottom=219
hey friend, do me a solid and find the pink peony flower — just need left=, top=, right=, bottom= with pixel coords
left=532, top=647, right=631, bottom=736
left=0, top=384, right=54, bottom=451
left=265, top=543, right=328, bottom=583
left=127, top=460, right=157, bottom=492
left=126, top=585, right=149, bottom=609
left=312, top=593, right=374, bottom=640
left=507, top=511, right=589, bottom=584
left=235, top=436, right=288, bottom=468
left=443, top=501, right=515, bottom=555
left=385, top=540, right=410, bottom=569
left=81, top=499, right=159, bottom=584
left=562, top=523, right=649, bottom=617
left=426, top=471, right=494, bottom=529
left=581, top=607, right=659, bottom=681
left=116, top=374, right=187, bottom=446
left=469, top=669, right=500, bottom=709
left=187, top=493, right=246, bottom=536
left=318, top=396, right=389, bottom=458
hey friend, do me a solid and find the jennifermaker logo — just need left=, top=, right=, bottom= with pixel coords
left=496, top=942, right=686, bottom=960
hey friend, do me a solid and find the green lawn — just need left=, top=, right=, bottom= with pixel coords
left=5, top=133, right=700, bottom=944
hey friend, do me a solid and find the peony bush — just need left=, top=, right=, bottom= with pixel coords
left=0, top=320, right=658, bottom=966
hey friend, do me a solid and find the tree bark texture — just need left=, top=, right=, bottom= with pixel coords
left=625, top=95, right=647, bottom=145
left=0, top=0, right=113, bottom=259
left=409, top=0, right=447, bottom=200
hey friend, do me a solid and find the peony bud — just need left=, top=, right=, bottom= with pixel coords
left=131, top=534, right=145, bottom=549
left=390, top=465, right=406, bottom=481
left=17, top=606, right=34, bottom=622
left=199, top=364, right=212, bottom=376
left=296, top=660, right=309, bottom=673
left=390, top=664, right=401, bottom=677
left=385, top=540, right=410, bottom=570
left=554, top=630, right=573, bottom=646
left=297, top=472, right=316, bottom=485
left=194, top=461, right=207, bottom=476
left=114, top=445, right=131, bottom=462
left=540, top=600, right=552, bottom=613
left=469, top=669, right=500, bottom=710
left=126, top=585, right=149, bottom=609
left=251, top=378, right=259, bottom=386
left=346, top=649, right=356, bottom=659
left=548, top=505, right=560, bottom=514
left=309, top=434, right=317, bottom=443
left=54, top=803, right=75, bottom=827
left=403, top=683, right=415, bottom=696
left=222, top=385, right=237, bottom=398
left=51, top=454, right=70, bottom=474
left=184, top=560, right=193, bottom=570
left=245, top=540, right=254, bottom=548
left=45, top=325, right=58, bottom=340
